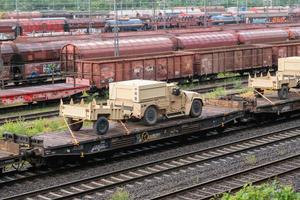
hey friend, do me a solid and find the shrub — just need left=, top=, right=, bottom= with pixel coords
left=221, top=181, right=300, bottom=200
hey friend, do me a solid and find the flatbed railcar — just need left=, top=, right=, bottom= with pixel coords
left=2, top=89, right=300, bottom=169
left=0, top=78, right=89, bottom=108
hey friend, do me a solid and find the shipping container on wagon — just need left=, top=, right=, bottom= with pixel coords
left=188, top=44, right=273, bottom=77
left=74, top=51, right=195, bottom=88
left=237, top=29, right=289, bottom=44
left=176, top=32, right=239, bottom=50
left=61, top=37, right=175, bottom=72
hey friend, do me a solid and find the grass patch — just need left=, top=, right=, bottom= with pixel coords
left=221, top=181, right=300, bottom=200
left=217, top=72, right=239, bottom=79
left=110, top=188, right=130, bottom=200
left=202, top=87, right=227, bottom=99
left=0, top=118, right=67, bottom=137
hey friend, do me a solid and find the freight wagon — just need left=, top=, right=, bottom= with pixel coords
left=74, top=51, right=194, bottom=88
left=3, top=26, right=300, bottom=86
left=68, top=41, right=300, bottom=89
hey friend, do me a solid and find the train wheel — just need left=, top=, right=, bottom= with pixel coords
left=190, top=100, right=202, bottom=117
left=67, top=118, right=83, bottom=131
left=93, top=117, right=109, bottom=135
left=278, top=85, right=289, bottom=100
left=143, top=106, right=158, bottom=126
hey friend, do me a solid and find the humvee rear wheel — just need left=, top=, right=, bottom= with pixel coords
left=94, top=117, right=109, bottom=135
left=278, top=85, right=289, bottom=100
left=67, top=118, right=83, bottom=131
left=190, top=100, right=202, bottom=117
left=143, top=106, right=158, bottom=126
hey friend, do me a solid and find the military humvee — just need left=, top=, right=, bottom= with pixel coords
left=60, top=80, right=203, bottom=135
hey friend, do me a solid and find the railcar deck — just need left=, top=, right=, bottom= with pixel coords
left=27, top=105, right=243, bottom=157
left=254, top=89, right=300, bottom=114
left=0, top=79, right=89, bottom=106
left=0, top=141, right=20, bottom=171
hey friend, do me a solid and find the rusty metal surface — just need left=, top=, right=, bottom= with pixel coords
left=176, top=32, right=238, bottom=49
left=74, top=51, right=194, bottom=88
left=190, top=44, right=273, bottom=75
left=271, top=42, right=300, bottom=64
left=33, top=104, right=240, bottom=149
left=238, top=29, right=289, bottom=44
left=0, top=140, right=19, bottom=157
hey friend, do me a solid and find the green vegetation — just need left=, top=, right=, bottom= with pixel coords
left=217, top=72, right=239, bottom=79
left=0, top=118, right=66, bottom=137
left=244, top=154, right=257, bottom=165
left=221, top=182, right=300, bottom=200
left=202, top=87, right=227, bottom=99
left=110, top=188, right=130, bottom=200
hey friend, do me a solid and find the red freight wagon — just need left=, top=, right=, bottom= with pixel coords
left=75, top=51, right=194, bottom=88
left=189, top=44, right=273, bottom=77
left=176, top=32, right=239, bottom=49
left=19, top=19, right=66, bottom=35
left=0, top=61, right=61, bottom=84
left=237, top=29, right=289, bottom=44
left=61, top=37, right=175, bottom=72
left=271, top=41, right=300, bottom=64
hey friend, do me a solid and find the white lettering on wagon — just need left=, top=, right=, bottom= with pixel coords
left=90, top=142, right=107, bottom=153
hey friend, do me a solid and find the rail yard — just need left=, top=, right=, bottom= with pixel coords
left=0, top=1, right=300, bottom=200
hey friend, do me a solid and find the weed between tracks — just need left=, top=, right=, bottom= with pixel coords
left=110, top=188, right=130, bottom=200
left=221, top=181, right=300, bottom=200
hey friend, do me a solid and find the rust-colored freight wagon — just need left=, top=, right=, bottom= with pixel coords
left=189, top=44, right=273, bottom=77
left=74, top=51, right=194, bottom=88
left=176, top=32, right=238, bottom=49
left=237, top=29, right=289, bottom=44
left=271, top=41, right=300, bottom=63
left=61, top=37, right=175, bottom=72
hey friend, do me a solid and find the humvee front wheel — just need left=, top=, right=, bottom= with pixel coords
left=67, top=118, right=83, bottom=131
left=190, top=99, right=202, bottom=117
left=278, top=85, right=289, bottom=100
left=94, top=117, right=109, bottom=135
left=143, top=106, right=158, bottom=126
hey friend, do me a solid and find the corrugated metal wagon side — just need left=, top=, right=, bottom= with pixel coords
left=75, top=51, right=195, bottom=88
left=188, top=44, right=273, bottom=77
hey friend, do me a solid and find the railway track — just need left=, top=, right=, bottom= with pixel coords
left=0, top=110, right=59, bottom=125
left=152, top=155, right=300, bottom=200
left=4, top=124, right=300, bottom=200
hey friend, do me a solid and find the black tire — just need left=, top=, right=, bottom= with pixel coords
left=278, top=85, right=289, bottom=100
left=67, top=118, right=83, bottom=131
left=93, top=117, right=109, bottom=135
left=143, top=106, right=158, bottom=126
left=190, top=99, right=202, bottom=117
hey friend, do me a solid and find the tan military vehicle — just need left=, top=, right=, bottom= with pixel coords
left=249, top=57, right=300, bottom=99
left=60, top=80, right=203, bottom=135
